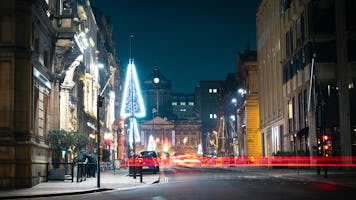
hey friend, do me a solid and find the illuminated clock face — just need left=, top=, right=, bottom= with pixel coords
left=153, top=77, right=160, bottom=84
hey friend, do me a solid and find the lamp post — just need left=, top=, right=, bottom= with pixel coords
left=231, top=98, right=238, bottom=158
left=96, top=67, right=115, bottom=188
left=152, top=108, right=157, bottom=150
left=96, top=94, right=102, bottom=188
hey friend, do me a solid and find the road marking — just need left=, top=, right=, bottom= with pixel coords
left=163, top=176, right=169, bottom=183
left=152, top=196, right=167, bottom=200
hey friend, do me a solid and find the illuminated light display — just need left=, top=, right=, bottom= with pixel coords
left=120, top=60, right=146, bottom=118
left=128, top=117, right=140, bottom=145
left=147, top=135, right=156, bottom=151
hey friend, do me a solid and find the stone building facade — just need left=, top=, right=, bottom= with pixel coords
left=0, top=0, right=55, bottom=190
left=0, top=0, right=120, bottom=190
left=257, top=0, right=356, bottom=157
left=236, top=49, right=261, bottom=159
left=257, top=0, right=285, bottom=157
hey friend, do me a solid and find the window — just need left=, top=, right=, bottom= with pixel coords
left=285, top=28, right=294, bottom=55
left=172, top=102, right=177, bottom=106
left=44, top=50, right=50, bottom=68
left=209, top=114, right=217, bottom=119
left=346, top=0, right=356, bottom=31
left=280, top=125, right=284, bottom=152
left=309, top=0, right=335, bottom=34
left=289, top=28, right=293, bottom=53
left=347, top=39, right=356, bottom=61
left=296, top=14, right=305, bottom=47
left=303, top=89, right=308, bottom=127
left=188, top=102, right=194, bottom=106
left=298, top=92, right=303, bottom=129
left=0, top=61, right=11, bottom=127
left=180, top=102, right=186, bottom=106
left=209, top=88, right=218, bottom=93
left=288, top=100, right=293, bottom=133
left=180, top=108, right=186, bottom=112
left=314, top=41, right=337, bottom=62
left=281, top=0, right=292, bottom=15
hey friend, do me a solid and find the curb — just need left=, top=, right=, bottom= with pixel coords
left=0, top=188, right=113, bottom=199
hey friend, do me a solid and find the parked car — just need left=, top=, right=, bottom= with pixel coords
left=140, top=151, right=160, bottom=174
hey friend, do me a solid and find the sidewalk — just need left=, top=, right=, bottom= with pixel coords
left=0, top=168, right=160, bottom=199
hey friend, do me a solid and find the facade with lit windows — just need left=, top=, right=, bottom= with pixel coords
left=257, top=0, right=356, bottom=157
left=257, top=0, right=285, bottom=157
left=195, top=80, right=223, bottom=155
left=172, top=93, right=197, bottom=120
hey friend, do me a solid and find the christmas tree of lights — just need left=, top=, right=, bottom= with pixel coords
left=120, top=34, right=145, bottom=152
left=120, top=59, right=146, bottom=118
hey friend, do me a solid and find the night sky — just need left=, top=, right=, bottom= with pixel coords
left=91, top=0, right=259, bottom=93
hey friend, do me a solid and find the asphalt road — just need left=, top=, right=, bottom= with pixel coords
left=31, top=167, right=356, bottom=200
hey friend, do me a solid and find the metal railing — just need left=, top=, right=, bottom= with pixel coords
left=46, top=162, right=97, bottom=183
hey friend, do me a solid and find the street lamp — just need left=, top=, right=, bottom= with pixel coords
left=231, top=97, right=238, bottom=158
left=96, top=66, right=115, bottom=188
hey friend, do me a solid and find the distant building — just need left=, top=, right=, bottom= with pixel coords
left=140, top=67, right=202, bottom=155
left=171, top=93, right=197, bottom=120
left=174, top=119, right=202, bottom=155
left=195, top=80, right=223, bottom=154
left=236, top=48, right=260, bottom=159
left=139, top=117, right=202, bottom=156
left=142, top=67, right=173, bottom=120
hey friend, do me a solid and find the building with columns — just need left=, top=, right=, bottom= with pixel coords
left=235, top=48, right=261, bottom=159
left=0, top=0, right=120, bottom=190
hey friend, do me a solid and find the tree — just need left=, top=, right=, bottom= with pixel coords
left=48, top=130, right=72, bottom=163
left=48, top=130, right=89, bottom=163
left=70, top=131, right=89, bottom=157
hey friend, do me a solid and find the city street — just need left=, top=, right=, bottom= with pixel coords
left=26, top=167, right=356, bottom=200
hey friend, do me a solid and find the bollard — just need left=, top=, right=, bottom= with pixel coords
left=133, top=157, right=136, bottom=179
left=140, top=166, right=143, bottom=183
